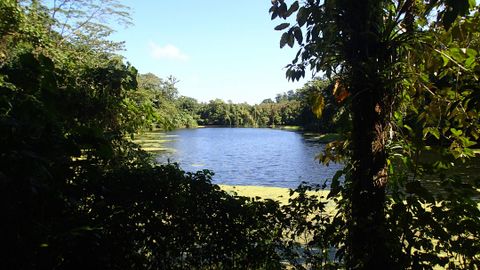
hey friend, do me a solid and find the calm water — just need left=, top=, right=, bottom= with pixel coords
left=138, top=128, right=480, bottom=190
left=142, top=128, right=342, bottom=188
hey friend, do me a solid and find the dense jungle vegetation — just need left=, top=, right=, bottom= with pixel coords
left=135, top=72, right=347, bottom=133
left=1, top=0, right=479, bottom=269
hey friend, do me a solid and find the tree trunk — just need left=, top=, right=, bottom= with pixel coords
left=349, top=88, right=389, bottom=269
left=343, top=0, right=391, bottom=268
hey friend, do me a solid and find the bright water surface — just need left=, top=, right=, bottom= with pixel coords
left=138, top=128, right=480, bottom=190
left=139, top=128, right=342, bottom=188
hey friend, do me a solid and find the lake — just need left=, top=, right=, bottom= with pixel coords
left=136, top=128, right=343, bottom=188
left=136, top=127, right=480, bottom=191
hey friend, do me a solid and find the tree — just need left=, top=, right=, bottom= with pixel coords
left=135, top=73, right=195, bottom=130
left=0, top=0, right=22, bottom=59
left=271, top=0, right=478, bottom=268
left=1, top=2, right=286, bottom=268
left=199, top=99, right=229, bottom=125
left=261, top=98, right=274, bottom=104
left=176, top=96, right=199, bottom=114
left=296, top=79, right=348, bottom=132
left=42, top=0, right=132, bottom=52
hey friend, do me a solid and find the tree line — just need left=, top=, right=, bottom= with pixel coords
left=136, top=73, right=348, bottom=133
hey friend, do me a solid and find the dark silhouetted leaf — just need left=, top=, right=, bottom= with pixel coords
left=287, top=33, right=294, bottom=47
left=280, top=32, right=289, bottom=48
left=297, top=7, right=308, bottom=27
left=293, top=27, right=303, bottom=44
left=275, top=23, right=290, bottom=30
left=286, top=1, right=299, bottom=17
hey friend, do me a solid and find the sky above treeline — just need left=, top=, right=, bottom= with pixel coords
left=110, top=0, right=309, bottom=104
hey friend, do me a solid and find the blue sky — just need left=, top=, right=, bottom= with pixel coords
left=110, top=0, right=308, bottom=104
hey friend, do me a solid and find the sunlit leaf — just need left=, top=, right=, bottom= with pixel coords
left=311, top=94, right=325, bottom=118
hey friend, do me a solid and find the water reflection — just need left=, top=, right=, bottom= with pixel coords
left=143, top=128, right=343, bottom=188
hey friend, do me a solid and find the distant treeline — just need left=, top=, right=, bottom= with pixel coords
left=135, top=73, right=349, bottom=133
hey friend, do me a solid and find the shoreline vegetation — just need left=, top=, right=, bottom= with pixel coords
left=129, top=73, right=348, bottom=135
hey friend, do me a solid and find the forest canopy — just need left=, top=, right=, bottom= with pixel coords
left=133, top=73, right=347, bottom=133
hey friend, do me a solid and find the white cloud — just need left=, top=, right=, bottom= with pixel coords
left=148, top=42, right=189, bottom=61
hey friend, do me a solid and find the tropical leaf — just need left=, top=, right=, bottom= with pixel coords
left=311, top=94, right=325, bottom=118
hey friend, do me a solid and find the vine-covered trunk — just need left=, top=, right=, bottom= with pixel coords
left=349, top=88, right=389, bottom=268
left=344, top=0, right=391, bottom=268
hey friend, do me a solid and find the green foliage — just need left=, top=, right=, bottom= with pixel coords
left=0, top=46, right=284, bottom=268
left=277, top=183, right=346, bottom=270
left=386, top=174, right=480, bottom=268
left=272, top=0, right=480, bottom=268
left=134, top=73, right=197, bottom=130
left=0, top=0, right=22, bottom=39
left=0, top=2, right=287, bottom=269
left=382, top=8, right=480, bottom=268
left=130, top=71, right=346, bottom=132
left=0, top=48, right=147, bottom=268
left=296, top=79, right=350, bottom=133
left=193, top=80, right=347, bottom=133
left=3, top=0, right=479, bottom=269
left=48, top=164, right=284, bottom=269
